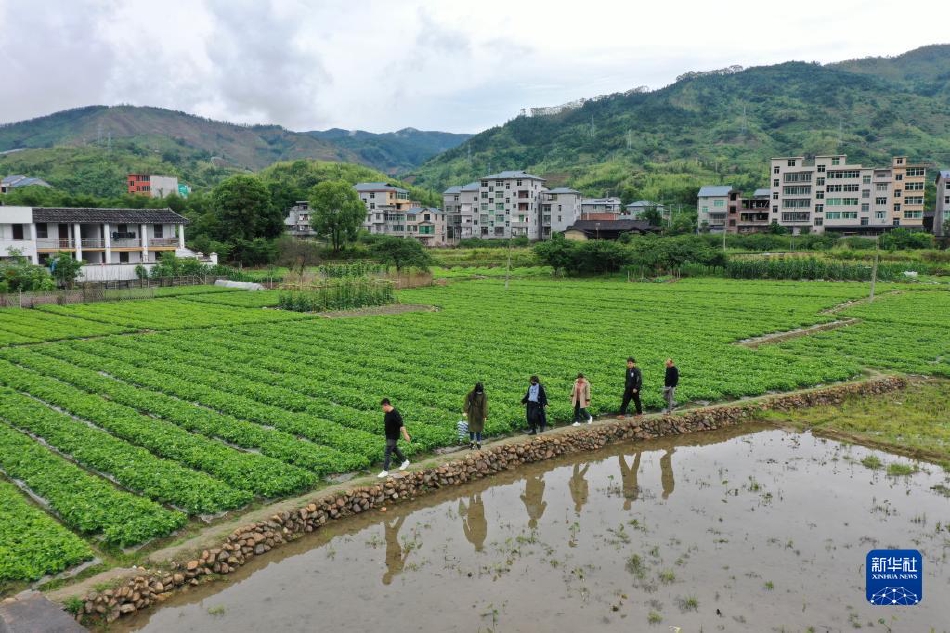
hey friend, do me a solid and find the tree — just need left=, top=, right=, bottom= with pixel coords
left=309, top=180, right=366, bottom=252
left=370, top=236, right=433, bottom=272
left=276, top=235, right=322, bottom=273
left=641, top=206, right=664, bottom=227
left=210, top=175, right=284, bottom=244
left=0, top=249, right=55, bottom=292
left=48, top=252, right=84, bottom=289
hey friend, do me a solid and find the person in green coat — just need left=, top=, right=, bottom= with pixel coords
left=463, top=382, right=488, bottom=450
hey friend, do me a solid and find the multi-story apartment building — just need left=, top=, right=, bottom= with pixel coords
left=355, top=182, right=415, bottom=236
left=442, top=182, right=479, bottom=242
left=474, top=171, right=546, bottom=239
left=284, top=201, right=318, bottom=238
left=734, top=189, right=771, bottom=233
left=540, top=187, right=582, bottom=236
left=624, top=200, right=666, bottom=220
left=696, top=186, right=733, bottom=232
left=0, top=206, right=187, bottom=269
left=769, top=155, right=925, bottom=235
left=127, top=174, right=182, bottom=198
left=935, top=170, right=950, bottom=238
left=580, top=197, right=622, bottom=216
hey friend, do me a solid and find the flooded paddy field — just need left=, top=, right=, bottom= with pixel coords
left=117, top=425, right=950, bottom=632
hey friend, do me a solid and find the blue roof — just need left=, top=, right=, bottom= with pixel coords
left=547, top=187, right=579, bottom=194
left=697, top=185, right=733, bottom=197
left=937, top=170, right=950, bottom=182
left=626, top=200, right=664, bottom=208
left=753, top=188, right=771, bottom=198
left=443, top=186, right=462, bottom=194
left=483, top=170, right=545, bottom=181
left=461, top=181, right=480, bottom=191
left=1, top=174, right=51, bottom=188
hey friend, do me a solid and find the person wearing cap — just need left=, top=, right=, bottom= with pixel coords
left=618, top=357, right=642, bottom=418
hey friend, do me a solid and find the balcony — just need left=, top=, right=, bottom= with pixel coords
left=81, top=238, right=105, bottom=249
left=149, top=238, right=179, bottom=248
left=111, top=238, right=142, bottom=248
left=36, top=238, right=75, bottom=250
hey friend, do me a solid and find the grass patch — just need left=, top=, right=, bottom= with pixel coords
left=647, top=611, right=662, bottom=624
left=860, top=455, right=883, bottom=470
left=675, top=595, right=699, bottom=612
left=626, top=554, right=646, bottom=579
left=762, top=378, right=950, bottom=464
left=886, top=463, right=917, bottom=477
left=658, top=569, right=676, bottom=584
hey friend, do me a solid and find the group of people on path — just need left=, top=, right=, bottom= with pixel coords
left=377, top=357, right=679, bottom=477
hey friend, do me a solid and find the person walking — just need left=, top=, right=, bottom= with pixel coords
left=618, top=357, right=643, bottom=418
left=521, top=375, right=548, bottom=434
left=378, top=398, right=411, bottom=478
left=463, top=382, right=488, bottom=450
left=571, top=373, right=593, bottom=426
left=663, top=358, right=679, bottom=413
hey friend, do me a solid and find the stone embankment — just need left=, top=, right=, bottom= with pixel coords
left=76, top=375, right=906, bottom=625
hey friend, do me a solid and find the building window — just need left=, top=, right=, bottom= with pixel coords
left=814, top=217, right=823, bottom=226
left=862, top=175, right=871, bottom=184
left=817, top=164, right=826, bottom=173
left=713, top=200, right=725, bottom=207
left=893, top=204, right=901, bottom=212
left=862, top=190, right=869, bottom=198
left=896, top=158, right=904, bottom=165
left=787, top=159, right=796, bottom=167
left=861, top=203, right=869, bottom=212
left=35, top=223, right=48, bottom=239
left=815, top=191, right=824, bottom=199
left=895, top=174, right=903, bottom=181
left=154, top=225, right=163, bottom=238
left=773, top=178, right=779, bottom=187
left=907, top=167, right=925, bottom=177
left=815, top=204, right=824, bottom=213
left=831, top=157, right=840, bottom=165
left=816, top=177, right=825, bottom=186
left=875, top=197, right=887, bottom=205
left=875, top=211, right=886, bottom=220
left=773, top=192, right=779, bottom=200
left=773, top=166, right=780, bottom=174
left=11, top=224, right=24, bottom=240
left=119, top=251, right=129, bottom=263
left=894, top=190, right=902, bottom=198
left=861, top=218, right=869, bottom=226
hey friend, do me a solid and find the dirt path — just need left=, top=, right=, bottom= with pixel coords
left=738, top=318, right=860, bottom=348
left=318, top=303, right=438, bottom=318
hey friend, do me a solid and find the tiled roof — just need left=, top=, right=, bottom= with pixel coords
left=32, top=208, right=188, bottom=224
left=567, top=220, right=656, bottom=231
left=547, top=187, right=579, bottom=194
left=625, top=200, right=664, bottom=209
left=483, top=170, right=545, bottom=181
left=2, top=174, right=51, bottom=188
left=354, top=182, right=408, bottom=193
left=443, top=186, right=462, bottom=194
left=697, top=185, right=733, bottom=197
left=461, top=181, right=480, bottom=191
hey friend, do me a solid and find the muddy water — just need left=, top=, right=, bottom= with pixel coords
left=118, top=426, right=950, bottom=632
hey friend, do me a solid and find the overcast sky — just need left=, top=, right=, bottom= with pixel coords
left=1, top=0, right=947, bottom=134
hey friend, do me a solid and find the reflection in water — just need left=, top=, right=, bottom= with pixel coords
left=459, top=493, right=487, bottom=552
left=569, top=463, right=590, bottom=515
left=521, top=474, right=547, bottom=529
left=660, top=448, right=675, bottom=500
left=383, top=516, right=409, bottom=585
left=618, top=453, right=641, bottom=510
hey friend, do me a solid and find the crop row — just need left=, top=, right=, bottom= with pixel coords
left=0, top=383, right=249, bottom=514
left=35, top=297, right=311, bottom=331
left=0, top=478, right=93, bottom=583
left=2, top=347, right=363, bottom=476
left=180, top=290, right=282, bottom=308
left=0, top=308, right=128, bottom=345
left=0, top=421, right=186, bottom=546
left=0, top=359, right=314, bottom=497
left=40, top=341, right=380, bottom=463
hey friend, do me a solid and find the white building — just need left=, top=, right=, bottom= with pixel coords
left=284, top=201, right=318, bottom=238
left=541, top=187, right=582, bottom=236
left=442, top=182, right=479, bottom=242
left=475, top=171, right=546, bottom=239
left=0, top=206, right=188, bottom=278
left=127, top=174, right=181, bottom=199
left=935, top=170, right=950, bottom=238
left=769, top=155, right=926, bottom=235
left=354, top=182, right=414, bottom=236
left=580, top=197, right=622, bottom=216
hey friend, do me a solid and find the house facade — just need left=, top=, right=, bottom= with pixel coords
left=540, top=187, right=582, bottom=236
left=1, top=175, right=52, bottom=194
left=127, top=174, right=181, bottom=198
left=0, top=207, right=187, bottom=275
left=284, top=201, right=318, bottom=238
left=769, top=155, right=926, bottom=235
left=696, top=186, right=733, bottom=232
left=580, top=197, right=622, bottom=217
left=473, top=171, right=546, bottom=239
left=442, top=182, right=479, bottom=242
left=935, top=170, right=950, bottom=238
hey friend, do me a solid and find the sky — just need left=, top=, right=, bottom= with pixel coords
left=1, top=0, right=947, bottom=134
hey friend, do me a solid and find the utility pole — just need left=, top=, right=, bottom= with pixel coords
left=869, top=238, right=879, bottom=302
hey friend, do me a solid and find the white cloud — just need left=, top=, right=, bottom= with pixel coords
left=0, top=0, right=947, bottom=133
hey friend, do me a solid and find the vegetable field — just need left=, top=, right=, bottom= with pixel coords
left=0, top=279, right=947, bottom=584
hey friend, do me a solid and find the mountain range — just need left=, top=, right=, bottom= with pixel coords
left=2, top=45, right=949, bottom=202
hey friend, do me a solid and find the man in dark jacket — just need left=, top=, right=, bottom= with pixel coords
left=378, top=398, right=411, bottom=478
left=664, top=358, right=679, bottom=413
left=521, top=375, right=548, bottom=434
left=618, top=357, right=642, bottom=417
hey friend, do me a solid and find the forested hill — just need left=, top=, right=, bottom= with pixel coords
left=407, top=46, right=950, bottom=204
left=306, top=128, right=471, bottom=175
left=0, top=106, right=468, bottom=197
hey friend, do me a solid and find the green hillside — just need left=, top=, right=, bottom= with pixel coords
left=306, top=127, right=471, bottom=175
left=408, top=47, right=950, bottom=204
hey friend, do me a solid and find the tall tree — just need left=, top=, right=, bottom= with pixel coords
left=210, top=175, right=283, bottom=243
left=308, top=180, right=366, bottom=252
left=370, top=236, right=433, bottom=272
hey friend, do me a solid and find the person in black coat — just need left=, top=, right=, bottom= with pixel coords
left=521, top=375, right=548, bottom=434
left=664, top=358, right=679, bottom=413
left=618, top=357, right=643, bottom=417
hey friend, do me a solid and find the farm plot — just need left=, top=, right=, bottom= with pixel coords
left=35, top=297, right=312, bottom=330
left=0, top=308, right=130, bottom=345
left=179, top=290, right=282, bottom=308
left=0, top=278, right=945, bottom=584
